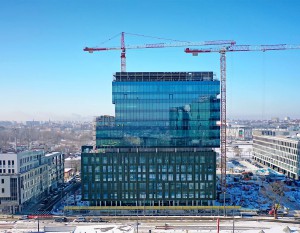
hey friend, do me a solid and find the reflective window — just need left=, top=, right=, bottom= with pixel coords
left=96, top=74, right=220, bottom=149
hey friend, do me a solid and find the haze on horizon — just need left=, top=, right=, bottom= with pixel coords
left=1, top=1, right=300, bottom=122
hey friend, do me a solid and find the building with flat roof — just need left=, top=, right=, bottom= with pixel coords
left=0, top=150, right=64, bottom=213
left=253, top=130, right=300, bottom=179
left=45, top=152, right=65, bottom=191
left=227, top=125, right=252, bottom=141
left=64, top=156, right=81, bottom=173
left=82, top=71, right=220, bottom=207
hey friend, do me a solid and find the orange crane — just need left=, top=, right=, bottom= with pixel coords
left=185, top=43, right=300, bottom=194
left=83, top=32, right=236, bottom=72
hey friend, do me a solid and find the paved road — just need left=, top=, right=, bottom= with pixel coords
left=46, top=183, right=81, bottom=211
left=6, top=218, right=300, bottom=233
left=21, top=182, right=81, bottom=215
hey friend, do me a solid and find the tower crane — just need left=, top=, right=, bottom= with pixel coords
left=185, top=43, right=300, bottom=194
left=83, top=32, right=236, bottom=72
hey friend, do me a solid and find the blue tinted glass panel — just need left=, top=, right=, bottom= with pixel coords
left=97, top=72, right=220, bottom=148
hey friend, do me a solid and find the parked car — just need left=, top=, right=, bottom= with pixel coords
left=41, top=199, right=49, bottom=204
left=19, top=215, right=28, bottom=220
left=55, top=217, right=68, bottom=222
left=74, top=217, right=87, bottom=222
left=89, top=217, right=107, bottom=222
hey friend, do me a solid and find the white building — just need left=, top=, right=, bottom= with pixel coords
left=253, top=130, right=300, bottom=179
left=227, top=125, right=252, bottom=141
left=0, top=150, right=64, bottom=214
left=45, top=152, right=64, bottom=191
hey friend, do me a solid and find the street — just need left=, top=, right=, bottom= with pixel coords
left=2, top=217, right=300, bottom=233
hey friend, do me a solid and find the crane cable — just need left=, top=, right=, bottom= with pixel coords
left=98, top=32, right=122, bottom=45
left=124, top=32, right=190, bottom=43
left=95, top=32, right=190, bottom=48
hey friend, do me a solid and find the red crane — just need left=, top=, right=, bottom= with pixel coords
left=83, top=32, right=236, bottom=72
left=185, top=43, right=300, bottom=195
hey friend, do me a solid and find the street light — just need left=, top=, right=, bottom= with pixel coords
left=223, top=191, right=226, bottom=217
left=136, top=200, right=139, bottom=233
left=35, top=216, right=40, bottom=233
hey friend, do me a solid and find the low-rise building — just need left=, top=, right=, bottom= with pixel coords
left=227, top=125, right=252, bottom=141
left=64, top=156, right=81, bottom=173
left=64, top=168, right=74, bottom=181
left=253, top=130, right=300, bottom=179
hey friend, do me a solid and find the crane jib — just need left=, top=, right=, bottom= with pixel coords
left=145, top=43, right=165, bottom=48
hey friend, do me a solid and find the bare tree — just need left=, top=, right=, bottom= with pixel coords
left=247, top=148, right=252, bottom=159
left=233, top=147, right=242, bottom=158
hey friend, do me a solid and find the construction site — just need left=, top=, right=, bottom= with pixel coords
left=75, top=32, right=300, bottom=220
left=2, top=1, right=300, bottom=232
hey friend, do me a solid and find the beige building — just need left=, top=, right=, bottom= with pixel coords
left=64, top=156, right=81, bottom=173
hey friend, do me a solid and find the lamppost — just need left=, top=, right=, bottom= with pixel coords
left=232, top=210, right=235, bottom=233
left=143, top=198, right=146, bottom=217
left=35, top=216, right=40, bottom=233
left=223, top=191, right=226, bottom=217
left=136, top=200, right=139, bottom=233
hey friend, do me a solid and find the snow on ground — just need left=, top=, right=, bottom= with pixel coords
left=73, top=224, right=134, bottom=233
left=243, top=226, right=297, bottom=233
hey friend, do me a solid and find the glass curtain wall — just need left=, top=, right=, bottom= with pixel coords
left=96, top=72, right=220, bottom=148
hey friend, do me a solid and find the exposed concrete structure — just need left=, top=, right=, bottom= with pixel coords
left=227, top=125, right=252, bottom=141
left=253, top=130, right=300, bottom=179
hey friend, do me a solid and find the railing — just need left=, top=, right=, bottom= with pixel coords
left=65, top=205, right=241, bottom=211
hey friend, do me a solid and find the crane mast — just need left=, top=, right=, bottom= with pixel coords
left=121, top=32, right=126, bottom=72
left=185, top=43, right=300, bottom=195
left=220, top=51, right=227, bottom=193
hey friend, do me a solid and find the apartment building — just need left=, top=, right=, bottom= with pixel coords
left=45, top=152, right=64, bottom=191
left=0, top=150, right=64, bottom=214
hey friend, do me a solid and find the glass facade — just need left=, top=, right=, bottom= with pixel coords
left=82, top=150, right=216, bottom=206
left=83, top=72, right=220, bottom=207
left=96, top=72, right=220, bottom=148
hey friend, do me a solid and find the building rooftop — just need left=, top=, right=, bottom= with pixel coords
left=64, top=168, right=73, bottom=172
left=65, top=156, right=81, bottom=160
left=45, top=151, right=61, bottom=157
left=253, top=130, right=300, bottom=142
left=113, top=71, right=215, bottom=82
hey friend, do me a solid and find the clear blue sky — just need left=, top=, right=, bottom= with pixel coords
left=1, top=0, right=300, bottom=121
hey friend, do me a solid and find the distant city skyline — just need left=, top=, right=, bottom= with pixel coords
left=0, top=112, right=297, bottom=123
left=1, top=1, right=300, bottom=121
